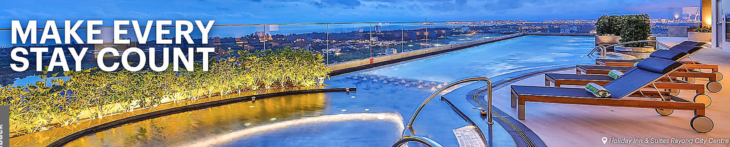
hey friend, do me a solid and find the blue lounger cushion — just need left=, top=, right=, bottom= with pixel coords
left=635, top=58, right=683, bottom=74
left=604, top=58, right=682, bottom=98
left=677, top=41, right=706, bottom=47
left=669, top=45, right=703, bottom=54
left=511, top=86, right=607, bottom=98
left=649, top=50, right=687, bottom=61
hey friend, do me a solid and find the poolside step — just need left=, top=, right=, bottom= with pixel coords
left=453, top=126, right=486, bottom=147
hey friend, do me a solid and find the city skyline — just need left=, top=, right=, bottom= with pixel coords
left=0, top=0, right=700, bottom=28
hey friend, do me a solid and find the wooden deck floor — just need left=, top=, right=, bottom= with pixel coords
left=490, top=48, right=730, bottom=146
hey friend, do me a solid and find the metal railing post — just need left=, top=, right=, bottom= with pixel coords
left=473, top=81, right=493, bottom=125
left=326, top=23, right=329, bottom=65
left=402, top=22, right=405, bottom=54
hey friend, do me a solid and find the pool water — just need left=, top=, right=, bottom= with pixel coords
left=361, top=35, right=595, bottom=82
left=65, top=35, right=596, bottom=146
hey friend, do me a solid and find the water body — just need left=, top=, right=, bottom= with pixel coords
left=45, top=35, right=595, bottom=146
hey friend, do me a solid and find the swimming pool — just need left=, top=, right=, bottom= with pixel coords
left=63, top=35, right=596, bottom=146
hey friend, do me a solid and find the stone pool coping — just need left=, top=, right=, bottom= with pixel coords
left=465, top=66, right=574, bottom=147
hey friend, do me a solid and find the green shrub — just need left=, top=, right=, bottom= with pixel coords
left=692, top=26, right=712, bottom=33
left=596, top=15, right=622, bottom=36
left=619, top=14, right=651, bottom=47
left=0, top=46, right=331, bottom=137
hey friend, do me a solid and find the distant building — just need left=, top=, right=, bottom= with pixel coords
left=385, top=48, right=397, bottom=55
left=213, top=37, right=222, bottom=46
left=670, top=7, right=700, bottom=21
left=560, top=26, right=576, bottom=34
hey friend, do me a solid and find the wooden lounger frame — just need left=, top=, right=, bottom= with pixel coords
left=545, top=75, right=707, bottom=95
left=577, top=68, right=720, bottom=82
left=510, top=89, right=706, bottom=120
left=511, top=65, right=706, bottom=125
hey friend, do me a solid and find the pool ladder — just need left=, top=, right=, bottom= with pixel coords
left=394, top=77, right=493, bottom=147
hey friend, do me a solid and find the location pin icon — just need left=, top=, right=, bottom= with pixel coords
left=602, top=137, right=608, bottom=144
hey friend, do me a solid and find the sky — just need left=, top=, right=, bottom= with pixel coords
left=0, top=0, right=700, bottom=28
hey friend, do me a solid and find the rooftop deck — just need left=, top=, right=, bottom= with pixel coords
left=490, top=38, right=730, bottom=146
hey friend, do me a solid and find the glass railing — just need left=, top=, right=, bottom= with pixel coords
left=0, top=21, right=518, bottom=73
left=0, top=20, right=702, bottom=86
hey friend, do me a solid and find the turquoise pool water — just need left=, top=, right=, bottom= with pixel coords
left=358, top=35, right=595, bottom=82
left=65, top=35, right=596, bottom=147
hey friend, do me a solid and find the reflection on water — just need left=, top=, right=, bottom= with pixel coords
left=65, top=93, right=328, bottom=147
left=204, top=113, right=403, bottom=147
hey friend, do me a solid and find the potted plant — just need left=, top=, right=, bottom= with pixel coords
left=595, top=15, right=622, bottom=46
left=688, top=26, right=711, bottom=42
left=615, top=14, right=654, bottom=52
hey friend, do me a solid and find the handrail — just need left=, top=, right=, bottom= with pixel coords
left=404, top=77, right=493, bottom=136
left=587, top=40, right=671, bottom=59
left=473, top=83, right=493, bottom=125
left=392, top=136, right=444, bottom=147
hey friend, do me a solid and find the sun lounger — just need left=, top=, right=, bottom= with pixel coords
left=596, top=43, right=717, bottom=73
left=578, top=46, right=723, bottom=88
left=511, top=58, right=714, bottom=133
left=594, top=44, right=716, bottom=69
left=577, top=65, right=722, bottom=89
left=559, top=49, right=723, bottom=94
left=544, top=72, right=714, bottom=107
left=595, top=40, right=705, bottom=65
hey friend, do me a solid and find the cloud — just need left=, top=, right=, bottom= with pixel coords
left=311, top=0, right=363, bottom=9
left=0, top=0, right=703, bottom=28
